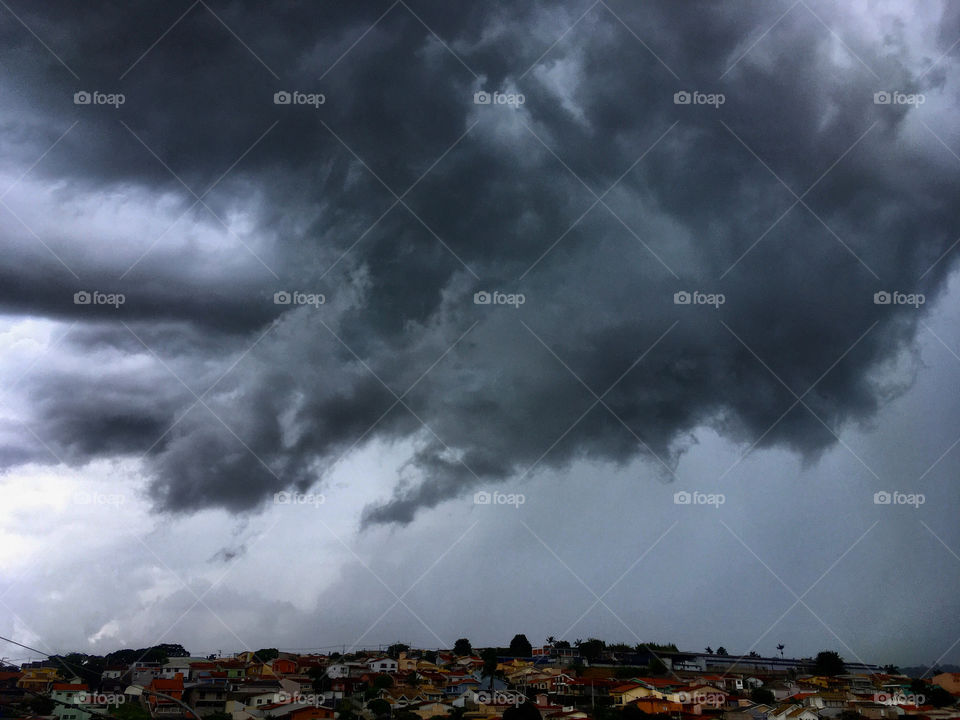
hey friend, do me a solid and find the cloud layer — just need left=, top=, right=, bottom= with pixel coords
left=0, top=0, right=958, bottom=528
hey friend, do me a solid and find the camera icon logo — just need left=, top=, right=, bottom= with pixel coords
left=874, top=491, right=891, bottom=505
left=74, top=91, right=92, bottom=105
left=74, top=291, right=91, bottom=305
left=674, top=491, right=692, bottom=505
left=674, top=91, right=691, bottom=105
left=674, top=291, right=691, bottom=305
left=474, top=491, right=491, bottom=505
left=274, top=291, right=292, bottom=304
left=274, top=91, right=292, bottom=105
left=474, top=91, right=491, bottom=105
left=274, top=491, right=292, bottom=505
left=874, top=91, right=891, bottom=105
left=474, top=291, right=491, bottom=305
left=873, top=291, right=891, bottom=305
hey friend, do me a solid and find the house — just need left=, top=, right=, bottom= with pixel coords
left=184, top=684, right=229, bottom=716
left=853, top=702, right=901, bottom=720
left=0, top=670, right=24, bottom=709
left=631, top=698, right=684, bottom=716
left=17, top=667, right=60, bottom=693
left=932, top=674, right=960, bottom=695
left=398, top=654, right=418, bottom=673
left=678, top=685, right=728, bottom=710
left=368, top=658, right=399, bottom=675
left=51, top=683, right=89, bottom=705
left=146, top=674, right=191, bottom=717
left=724, top=704, right=772, bottom=720
left=51, top=682, right=95, bottom=720
left=271, top=659, right=298, bottom=676
left=130, top=662, right=164, bottom=686
left=768, top=704, right=818, bottom=720
left=803, top=692, right=848, bottom=710
left=611, top=683, right=654, bottom=706
left=406, top=701, right=454, bottom=719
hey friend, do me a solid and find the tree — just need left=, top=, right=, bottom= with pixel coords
left=503, top=701, right=541, bottom=720
left=716, top=647, right=729, bottom=656
left=509, top=634, right=532, bottom=657
left=373, top=674, right=394, bottom=690
left=387, top=643, right=410, bottom=659
left=555, top=640, right=571, bottom=649
left=28, top=695, right=56, bottom=715
left=308, top=666, right=331, bottom=692
left=578, top=638, right=605, bottom=663
left=368, top=699, right=391, bottom=717
left=927, top=685, right=955, bottom=707
left=482, top=648, right=499, bottom=679
left=338, top=699, right=361, bottom=720
left=812, top=651, right=845, bottom=677
left=648, top=658, right=667, bottom=676
left=882, top=664, right=899, bottom=674
left=454, top=639, right=473, bottom=656
left=777, top=644, right=785, bottom=659
left=748, top=651, right=760, bottom=658
left=705, top=647, right=714, bottom=655
left=254, top=648, right=280, bottom=662
left=110, top=703, right=152, bottom=720
left=546, top=636, right=556, bottom=647
left=751, top=688, right=775, bottom=705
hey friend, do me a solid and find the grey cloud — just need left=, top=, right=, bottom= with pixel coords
left=0, top=0, right=957, bottom=529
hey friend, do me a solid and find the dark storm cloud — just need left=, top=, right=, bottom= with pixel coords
left=0, top=1, right=958, bottom=525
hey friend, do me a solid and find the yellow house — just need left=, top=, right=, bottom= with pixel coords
left=18, top=667, right=61, bottom=693
left=611, top=684, right=658, bottom=706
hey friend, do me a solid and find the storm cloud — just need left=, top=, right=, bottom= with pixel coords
left=1, top=0, right=958, bottom=528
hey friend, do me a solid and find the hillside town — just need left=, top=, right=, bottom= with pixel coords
left=1, top=640, right=958, bottom=720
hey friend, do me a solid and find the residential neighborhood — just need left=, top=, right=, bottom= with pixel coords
left=1, top=640, right=957, bottom=720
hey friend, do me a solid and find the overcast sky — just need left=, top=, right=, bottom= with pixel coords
left=0, top=0, right=959, bottom=671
